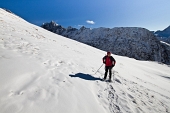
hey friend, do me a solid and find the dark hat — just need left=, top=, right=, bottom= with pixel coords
left=107, top=51, right=111, bottom=55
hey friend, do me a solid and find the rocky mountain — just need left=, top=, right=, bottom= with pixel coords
left=155, top=26, right=170, bottom=38
left=41, top=21, right=170, bottom=64
left=155, top=26, right=170, bottom=44
left=157, top=37, right=170, bottom=44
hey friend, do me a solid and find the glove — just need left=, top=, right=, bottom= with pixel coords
left=112, top=62, right=116, bottom=67
left=103, top=61, right=106, bottom=64
left=112, top=61, right=116, bottom=67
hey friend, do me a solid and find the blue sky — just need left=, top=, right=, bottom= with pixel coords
left=1, top=0, right=170, bottom=31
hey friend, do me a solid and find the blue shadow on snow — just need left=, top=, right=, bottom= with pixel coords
left=69, top=73, right=102, bottom=81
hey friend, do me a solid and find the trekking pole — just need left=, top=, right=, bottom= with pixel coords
left=112, top=70, right=115, bottom=83
left=94, top=64, right=104, bottom=75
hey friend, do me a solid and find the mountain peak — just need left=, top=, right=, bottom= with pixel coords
left=50, top=20, right=58, bottom=26
left=155, top=25, right=170, bottom=37
left=163, top=25, right=170, bottom=32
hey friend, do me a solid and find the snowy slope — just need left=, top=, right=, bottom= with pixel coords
left=0, top=8, right=170, bottom=113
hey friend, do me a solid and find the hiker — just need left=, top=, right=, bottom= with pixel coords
left=103, top=51, right=116, bottom=81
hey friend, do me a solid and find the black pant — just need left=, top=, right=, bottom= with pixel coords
left=104, top=66, right=113, bottom=79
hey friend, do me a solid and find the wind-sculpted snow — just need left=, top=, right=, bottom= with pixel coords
left=42, top=21, right=170, bottom=65
left=1, top=8, right=170, bottom=113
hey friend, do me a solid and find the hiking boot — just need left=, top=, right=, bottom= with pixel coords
left=102, top=78, right=106, bottom=81
left=108, top=78, right=112, bottom=82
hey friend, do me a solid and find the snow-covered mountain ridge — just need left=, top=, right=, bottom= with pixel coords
left=42, top=21, right=170, bottom=65
left=1, top=8, right=170, bottom=113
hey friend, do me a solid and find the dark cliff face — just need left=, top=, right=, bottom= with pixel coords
left=41, top=21, right=67, bottom=35
left=41, top=22, right=170, bottom=65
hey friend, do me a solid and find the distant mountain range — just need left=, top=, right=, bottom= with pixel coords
left=155, top=26, right=170, bottom=38
left=41, top=21, right=170, bottom=64
left=155, top=26, right=170, bottom=44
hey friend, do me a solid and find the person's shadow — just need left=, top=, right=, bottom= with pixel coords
left=69, top=73, right=102, bottom=81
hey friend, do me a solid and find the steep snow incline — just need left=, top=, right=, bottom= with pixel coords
left=0, top=8, right=170, bottom=113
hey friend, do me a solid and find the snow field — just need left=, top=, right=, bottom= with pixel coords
left=0, top=8, right=170, bottom=113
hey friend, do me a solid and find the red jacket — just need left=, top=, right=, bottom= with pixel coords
left=103, top=56, right=116, bottom=66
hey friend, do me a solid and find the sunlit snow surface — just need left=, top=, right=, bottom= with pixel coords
left=0, top=8, right=170, bottom=113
